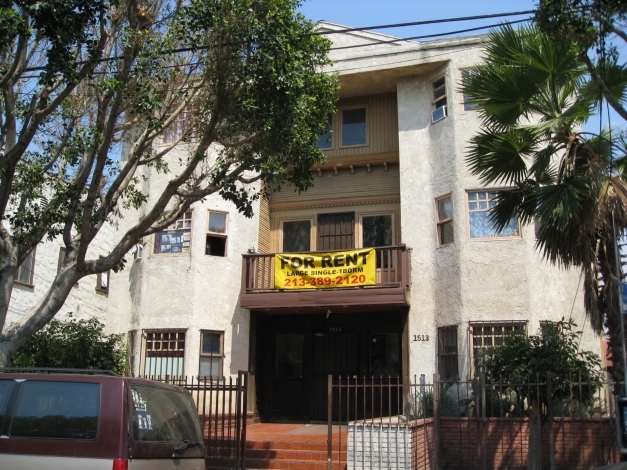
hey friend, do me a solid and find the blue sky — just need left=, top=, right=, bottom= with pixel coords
left=298, top=0, right=623, bottom=133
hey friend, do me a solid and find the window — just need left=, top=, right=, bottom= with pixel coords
left=460, top=68, right=479, bottom=112
left=206, top=211, right=227, bottom=257
left=470, top=321, right=526, bottom=377
left=436, top=195, right=454, bottom=246
left=431, top=76, right=447, bottom=122
left=96, top=256, right=109, bottom=293
left=199, top=331, right=224, bottom=378
left=11, top=381, right=100, bottom=439
left=341, top=107, right=367, bottom=147
left=153, top=211, right=192, bottom=255
left=130, top=385, right=202, bottom=443
left=282, top=219, right=312, bottom=252
left=317, top=114, right=333, bottom=149
left=15, top=249, right=35, bottom=286
left=361, top=213, right=393, bottom=268
left=438, top=326, right=458, bottom=381
left=143, top=330, right=185, bottom=377
left=467, top=191, right=520, bottom=239
left=162, top=105, right=195, bottom=144
left=370, top=333, right=400, bottom=377
left=276, top=335, right=304, bottom=379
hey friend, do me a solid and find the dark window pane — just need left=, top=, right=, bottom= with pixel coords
left=363, top=215, right=392, bottom=248
left=276, top=335, right=304, bottom=379
left=206, top=235, right=226, bottom=257
left=370, top=334, right=400, bottom=377
left=131, top=385, right=202, bottom=442
left=342, top=108, right=366, bottom=146
left=283, top=220, right=311, bottom=252
left=202, top=333, right=221, bottom=354
left=438, top=221, right=454, bottom=245
left=199, top=357, right=222, bottom=378
left=0, top=380, right=14, bottom=430
left=11, top=381, right=100, bottom=439
left=317, top=114, right=333, bottom=149
left=209, top=212, right=227, bottom=233
left=437, top=197, right=453, bottom=221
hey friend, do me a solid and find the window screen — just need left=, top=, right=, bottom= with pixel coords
left=10, top=381, right=100, bottom=439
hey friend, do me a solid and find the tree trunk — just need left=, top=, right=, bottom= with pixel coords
left=528, top=396, right=543, bottom=470
left=0, top=231, right=17, bottom=334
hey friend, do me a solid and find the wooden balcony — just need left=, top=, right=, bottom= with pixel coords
left=240, top=245, right=410, bottom=313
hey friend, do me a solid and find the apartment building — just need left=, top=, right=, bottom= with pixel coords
left=98, top=23, right=599, bottom=422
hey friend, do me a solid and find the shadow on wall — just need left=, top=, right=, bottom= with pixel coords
left=230, top=298, right=249, bottom=375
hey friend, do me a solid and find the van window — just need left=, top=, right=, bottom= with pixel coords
left=131, top=385, right=202, bottom=443
left=10, top=381, right=100, bottom=439
left=0, top=380, right=15, bottom=430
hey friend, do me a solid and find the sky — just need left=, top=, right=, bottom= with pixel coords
left=297, top=0, right=623, bottom=133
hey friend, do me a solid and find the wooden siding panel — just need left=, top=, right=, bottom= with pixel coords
left=269, top=164, right=399, bottom=205
left=257, top=193, right=271, bottom=254
left=324, top=92, right=398, bottom=159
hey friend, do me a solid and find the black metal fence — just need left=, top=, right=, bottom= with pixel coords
left=143, top=372, right=248, bottom=470
left=328, top=374, right=621, bottom=470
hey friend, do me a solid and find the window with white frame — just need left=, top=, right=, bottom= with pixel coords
left=317, top=114, right=333, bottom=149
left=96, top=256, right=110, bottom=293
left=206, top=211, right=228, bottom=257
left=199, top=331, right=224, bottom=378
left=153, top=211, right=192, bottom=255
left=467, top=191, right=520, bottom=239
left=281, top=219, right=312, bottom=252
left=431, top=76, right=447, bottom=122
left=341, top=107, right=367, bottom=147
left=15, top=249, right=35, bottom=286
left=436, top=195, right=454, bottom=246
left=469, top=321, right=526, bottom=377
left=460, top=68, right=479, bottom=112
left=143, top=330, right=185, bottom=377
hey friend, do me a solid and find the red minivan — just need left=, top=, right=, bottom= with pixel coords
left=0, top=369, right=205, bottom=470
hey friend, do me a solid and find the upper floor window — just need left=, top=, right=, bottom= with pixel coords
left=460, top=68, right=479, bottom=112
left=341, top=107, right=367, bottom=147
left=206, top=211, right=228, bottom=257
left=361, top=213, right=393, bottom=268
left=466, top=191, right=520, bottom=239
left=96, top=256, right=109, bottom=293
left=162, top=105, right=195, bottom=144
left=316, top=114, right=333, bottom=149
left=282, top=219, right=312, bottom=252
left=431, top=76, right=447, bottom=123
left=436, top=195, right=454, bottom=246
left=153, top=211, right=192, bottom=255
left=15, top=249, right=36, bottom=286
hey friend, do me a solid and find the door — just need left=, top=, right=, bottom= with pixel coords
left=311, top=333, right=359, bottom=421
left=317, top=212, right=354, bottom=251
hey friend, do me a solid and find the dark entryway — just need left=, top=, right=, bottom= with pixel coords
left=254, top=311, right=406, bottom=422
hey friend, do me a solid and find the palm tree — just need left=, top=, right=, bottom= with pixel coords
left=462, top=25, right=627, bottom=468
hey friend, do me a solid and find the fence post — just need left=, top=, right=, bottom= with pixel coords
left=547, top=372, right=555, bottom=470
left=433, top=373, right=440, bottom=470
left=328, top=374, right=333, bottom=470
left=235, top=372, right=243, bottom=470
left=240, top=371, right=248, bottom=470
left=481, top=373, right=487, bottom=470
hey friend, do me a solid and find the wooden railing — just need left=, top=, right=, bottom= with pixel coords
left=241, top=244, right=409, bottom=292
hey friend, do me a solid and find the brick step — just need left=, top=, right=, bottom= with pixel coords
left=246, top=448, right=329, bottom=461
left=241, top=458, right=347, bottom=470
left=245, top=440, right=347, bottom=453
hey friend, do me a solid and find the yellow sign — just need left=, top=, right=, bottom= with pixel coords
left=275, top=248, right=376, bottom=289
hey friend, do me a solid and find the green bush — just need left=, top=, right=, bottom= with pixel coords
left=9, top=316, right=126, bottom=375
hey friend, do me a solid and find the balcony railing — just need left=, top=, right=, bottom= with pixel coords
left=240, top=245, right=409, bottom=312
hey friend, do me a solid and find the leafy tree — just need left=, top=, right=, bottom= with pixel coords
left=477, top=320, right=601, bottom=470
left=9, top=316, right=127, bottom=375
left=461, top=24, right=627, bottom=384
left=535, top=0, right=627, bottom=121
left=0, top=0, right=337, bottom=365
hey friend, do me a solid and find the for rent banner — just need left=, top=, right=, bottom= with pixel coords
left=274, top=248, right=376, bottom=289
